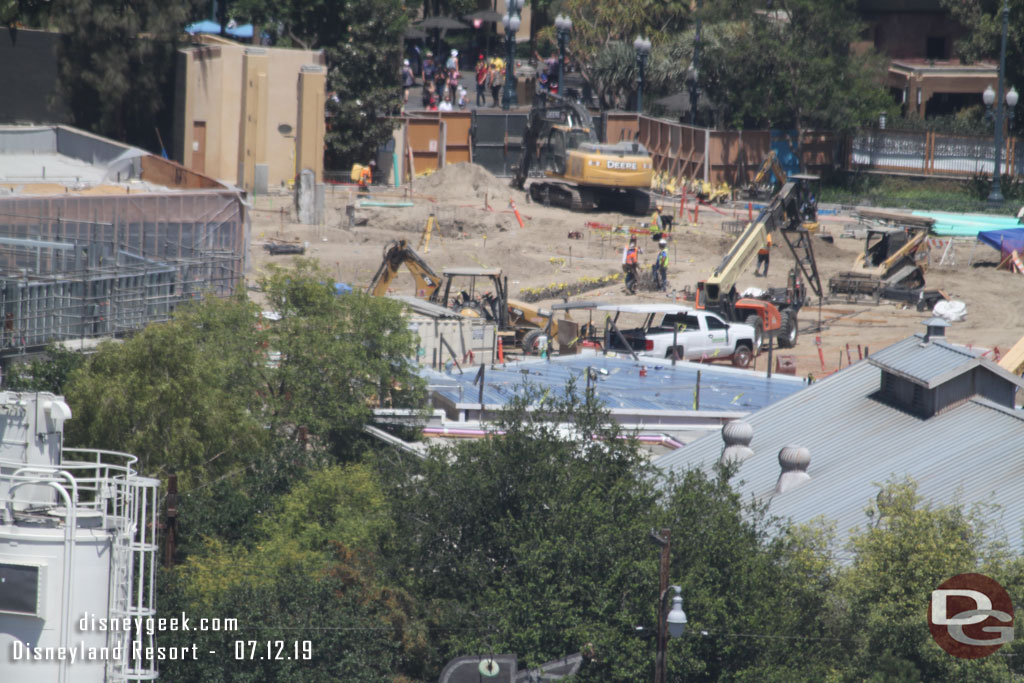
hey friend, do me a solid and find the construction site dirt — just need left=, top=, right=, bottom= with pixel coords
left=248, top=163, right=1023, bottom=386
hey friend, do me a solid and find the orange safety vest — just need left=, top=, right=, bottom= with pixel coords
left=625, top=247, right=639, bottom=265
left=758, top=233, right=772, bottom=255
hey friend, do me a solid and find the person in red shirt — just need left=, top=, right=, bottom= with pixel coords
left=475, top=59, right=488, bottom=107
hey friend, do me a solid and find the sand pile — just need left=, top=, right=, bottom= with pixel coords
left=413, top=163, right=514, bottom=203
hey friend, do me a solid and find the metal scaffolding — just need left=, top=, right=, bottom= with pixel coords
left=0, top=190, right=246, bottom=354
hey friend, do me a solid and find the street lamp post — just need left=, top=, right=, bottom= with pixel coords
left=633, top=36, right=651, bottom=114
left=985, top=0, right=1016, bottom=206
left=501, top=0, right=524, bottom=111
left=688, top=0, right=703, bottom=126
left=554, top=14, right=572, bottom=97
left=650, top=529, right=687, bottom=683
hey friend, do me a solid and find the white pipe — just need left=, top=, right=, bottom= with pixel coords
left=8, top=478, right=76, bottom=683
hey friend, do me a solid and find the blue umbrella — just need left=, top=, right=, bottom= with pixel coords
left=227, top=23, right=254, bottom=38
left=185, top=20, right=255, bottom=39
left=185, top=19, right=222, bottom=34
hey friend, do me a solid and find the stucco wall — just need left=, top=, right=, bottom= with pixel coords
left=177, top=38, right=325, bottom=189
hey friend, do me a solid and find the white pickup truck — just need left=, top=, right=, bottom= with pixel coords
left=600, top=304, right=758, bottom=367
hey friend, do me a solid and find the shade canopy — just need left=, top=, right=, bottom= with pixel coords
left=464, top=9, right=502, bottom=23
left=417, top=16, right=470, bottom=30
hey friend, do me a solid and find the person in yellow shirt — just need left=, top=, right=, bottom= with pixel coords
left=755, top=232, right=772, bottom=276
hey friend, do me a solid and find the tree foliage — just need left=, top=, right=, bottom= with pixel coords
left=832, top=478, right=1017, bottom=682
left=63, top=294, right=268, bottom=486
left=45, top=0, right=200, bottom=148
left=699, top=0, right=891, bottom=132
left=4, top=344, right=86, bottom=394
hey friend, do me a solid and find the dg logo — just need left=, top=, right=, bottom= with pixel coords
left=928, top=573, right=1014, bottom=659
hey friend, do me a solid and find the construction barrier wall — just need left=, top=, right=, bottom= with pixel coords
left=0, top=190, right=246, bottom=353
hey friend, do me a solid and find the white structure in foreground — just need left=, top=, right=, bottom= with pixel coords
left=0, top=392, right=159, bottom=682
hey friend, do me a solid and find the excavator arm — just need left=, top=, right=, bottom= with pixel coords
left=367, top=239, right=444, bottom=297
left=752, top=150, right=787, bottom=188
left=511, top=93, right=597, bottom=191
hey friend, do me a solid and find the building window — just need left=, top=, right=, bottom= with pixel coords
left=926, top=36, right=948, bottom=61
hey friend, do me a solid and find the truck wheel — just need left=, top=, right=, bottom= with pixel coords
left=731, top=344, right=753, bottom=368
left=665, top=346, right=684, bottom=362
left=744, top=314, right=764, bottom=350
left=777, top=310, right=798, bottom=348
left=521, top=329, right=544, bottom=355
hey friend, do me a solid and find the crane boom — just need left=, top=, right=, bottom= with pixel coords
left=702, top=179, right=823, bottom=305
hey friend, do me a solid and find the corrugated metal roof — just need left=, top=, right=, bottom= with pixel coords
left=422, top=354, right=805, bottom=413
left=388, top=295, right=462, bottom=318
left=867, top=334, right=980, bottom=387
left=653, top=354, right=1024, bottom=556
left=867, top=333, right=1024, bottom=390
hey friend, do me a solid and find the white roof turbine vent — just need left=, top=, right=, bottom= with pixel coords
left=775, top=445, right=811, bottom=494
left=921, top=317, right=949, bottom=345
left=719, top=419, right=754, bottom=467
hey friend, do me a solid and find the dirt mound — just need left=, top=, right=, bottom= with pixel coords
left=414, top=163, right=513, bottom=203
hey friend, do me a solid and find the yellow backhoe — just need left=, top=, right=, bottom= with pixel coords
left=367, top=240, right=573, bottom=353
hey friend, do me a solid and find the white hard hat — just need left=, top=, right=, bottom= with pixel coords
left=451, top=49, right=458, bottom=56
left=403, top=59, right=409, bottom=66
left=659, top=239, right=667, bottom=246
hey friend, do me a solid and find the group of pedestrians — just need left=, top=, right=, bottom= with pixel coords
left=412, top=50, right=466, bottom=111
left=402, top=50, right=510, bottom=111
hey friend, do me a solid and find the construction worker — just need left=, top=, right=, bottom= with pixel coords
left=651, top=203, right=673, bottom=234
left=755, top=231, right=772, bottom=276
left=357, top=162, right=373, bottom=194
left=653, top=238, right=669, bottom=291
left=622, top=236, right=641, bottom=294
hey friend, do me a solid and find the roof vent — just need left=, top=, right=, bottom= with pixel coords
left=775, top=445, right=811, bottom=494
left=921, top=317, right=949, bottom=345
left=719, top=420, right=754, bottom=466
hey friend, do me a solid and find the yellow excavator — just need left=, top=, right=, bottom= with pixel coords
left=742, top=150, right=788, bottom=200
left=367, top=239, right=573, bottom=353
left=511, top=93, right=654, bottom=214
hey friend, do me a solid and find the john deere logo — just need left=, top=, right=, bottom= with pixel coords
left=928, top=573, right=1014, bottom=659
left=606, top=160, right=637, bottom=170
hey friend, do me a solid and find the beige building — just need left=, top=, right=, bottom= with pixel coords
left=173, top=35, right=327, bottom=192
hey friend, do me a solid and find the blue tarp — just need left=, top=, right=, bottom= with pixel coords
left=978, top=227, right=1024, bottom=256
left=912, top=211, right=1022, bottom=237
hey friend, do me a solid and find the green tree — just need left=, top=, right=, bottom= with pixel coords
left=942, top=0, right=1024, bottom=134
left=3, top=344, right=86, bottom=394
left=258, top=259, right=425, bottom=457
left=63, top=294, right=268, bottom=486
left=700, top=0, right=891, bottom=135
left=379, top=387, right=839, bottom=680
left=42, top=0, right=199, bottom=148
left=232, top=0, right=408, bottom=167
left=833, top=478, right=1015, bottom=682
left=160, top=463, right=428, bottom=682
